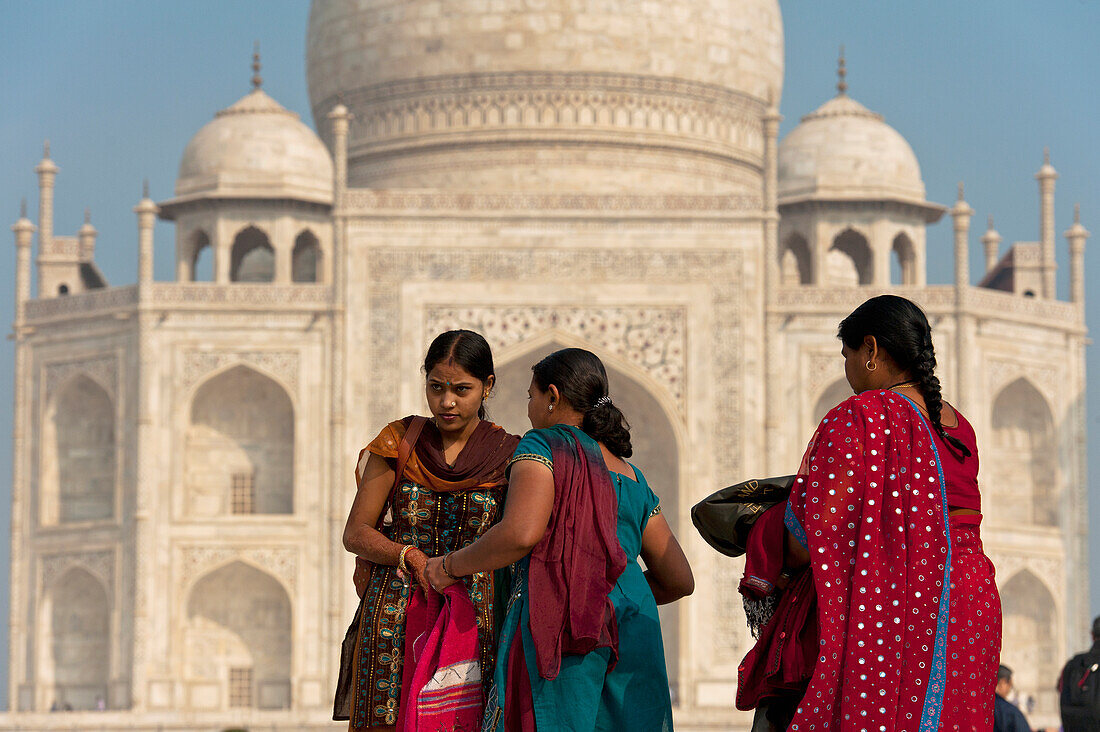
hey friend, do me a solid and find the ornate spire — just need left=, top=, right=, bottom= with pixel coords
left=987, top=214, right=994, bottom=229
left=84, top=207, right=91, bottom=224
left=837, top=45, right=847, bottom=96
left=1075, top=202, right=1081, bottom=224
left=957, top=181, right=965, bottom=201
left=43, top=139, right=50, bottom=158
left=20, top=199, right=27, bottom=219
left=142, top=178, right=150, bottom=199
left=251, top=41, right=263, bottom=90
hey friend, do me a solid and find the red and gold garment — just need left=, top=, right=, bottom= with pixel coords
left=784, top=390, right=999, bottom=731
left=347, top=417, right=518, bottom=731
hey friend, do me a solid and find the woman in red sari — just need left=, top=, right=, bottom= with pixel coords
left=781, top=295, right=1001, bottom=730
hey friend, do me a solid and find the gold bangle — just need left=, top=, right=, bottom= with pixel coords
left=442, top=551, right=459, bottom=580
left=398, top=545, right=414, bottom=573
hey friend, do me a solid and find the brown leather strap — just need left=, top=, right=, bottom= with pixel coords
left=376, top=416, right=428, bottom=530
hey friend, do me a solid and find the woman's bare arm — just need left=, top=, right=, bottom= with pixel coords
left=343, top=451, right=432, bottom=594
left=639, top=513, right=694, bottom=604
left=424, top=460, right=555, bottom=588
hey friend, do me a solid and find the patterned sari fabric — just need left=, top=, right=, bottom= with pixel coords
left=348, top=417, right=518, bottom=731
left=784, top=391, right=954, bottom=731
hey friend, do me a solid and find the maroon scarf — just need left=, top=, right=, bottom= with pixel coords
left=526, top=425, right=628, bottom=680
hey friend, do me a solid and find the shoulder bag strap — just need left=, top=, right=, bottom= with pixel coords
left=376, top=416, right=428, bottom=530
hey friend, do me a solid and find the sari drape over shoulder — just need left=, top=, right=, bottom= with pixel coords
left=526, top=425, right=628, bottom=680
left=784, top=390, right=953, bottom=731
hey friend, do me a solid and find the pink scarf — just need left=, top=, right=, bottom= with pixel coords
left=784, top=390, right=952, bottom=731
left=398, top=585, right=483, bottom=732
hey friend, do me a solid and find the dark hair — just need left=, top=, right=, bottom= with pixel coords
left=838, top=295, right=971, bottom=457
left=1092, top=615, right=1100, bottom=639
left=531, top=348, right=632, bottom=458
left=423, top=330, right=495, bottom=419
left=997, top=664, right=1013, bottom=682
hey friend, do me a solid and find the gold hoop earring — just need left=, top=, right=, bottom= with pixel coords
left=866, top=360, right=877, bottom=372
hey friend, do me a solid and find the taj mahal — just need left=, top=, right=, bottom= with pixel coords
left=4, top=0, right=1089, bottom=730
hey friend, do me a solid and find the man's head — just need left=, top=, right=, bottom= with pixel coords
left=1092, top=614, right=1100, bottom=641
left=996, top=664, right=1013, bottom=699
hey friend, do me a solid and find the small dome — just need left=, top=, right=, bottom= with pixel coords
left=176, top=89, right=333, bottom=204
left=778, top=93, right=925, bottom=205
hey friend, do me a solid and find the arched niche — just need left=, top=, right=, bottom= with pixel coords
left=185, top=561, right=292, bottom=710
left=185, top=230, right=213, bottom=283
left=990, top=378, right=1058, bottom=526
left=1000, top=569, right=1059, bottom=719
left=812, top=379, right=853, bottom=428
left=230, top=226, right=274, bottom=283
left=780, top=233, right=812, bottom=285
left=58, top=284, right=70, bottom=296
left=291, top=230, right=321, bottom=283
left=41, top=567, right=110, bottom=710
left=186, top=366, right=294, bottom=516
left=491, top=340, right=683, bottom=698
left=891, top=232, right=917, bottom=285
left=42, top=375, right=115, bottom=524
left=827, top=228, right=872, bottom=286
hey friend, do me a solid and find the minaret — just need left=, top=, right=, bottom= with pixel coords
left=1036, top=148, right=1058, bottom=299
left=12, top=200, right=35, bottom=326
left=78, top=208, right=97, bottom=262
left=950, top=182, right=973, bottom=289
left=34, top=141, right=58, bottom=296
left=762, top=86, right=782, bottom=474
left=981, top=215, right=1002, bottom=275
left=134, top=180, right=158, bottom=284
left=1065, top=204, right=1089, bottom=307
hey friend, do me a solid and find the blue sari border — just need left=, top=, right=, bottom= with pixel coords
left=895, top=393, right=953, bottom=732
left=784, top=500, right=808, bottom=551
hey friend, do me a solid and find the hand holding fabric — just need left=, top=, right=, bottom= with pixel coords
left=424, top=555, right=458, bottom=592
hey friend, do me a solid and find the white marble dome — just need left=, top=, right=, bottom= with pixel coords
left=175, top=88, right=333, bottom=204
left=778, top=93, right=926, bottom=205
left=304, top=0, right=784, bottom=193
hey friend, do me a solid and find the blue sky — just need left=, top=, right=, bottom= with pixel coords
left=1, top=0, right=1098, bottom=709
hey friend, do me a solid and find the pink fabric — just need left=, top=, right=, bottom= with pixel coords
left=397, top=585, right=483, bottom=732
left=785, top=390, right=954, bottom=731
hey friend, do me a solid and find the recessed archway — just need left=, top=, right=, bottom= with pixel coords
left=292, top=230, right=321, bottom=283
left=780, top=233, right=812, bottom=285
left=1000, top=569, right=1059, bottom=719
left=43, top=375, right=115, bottom=524
left=827, top=228, right=872, bottom=285
left=990, top=378, right=1058, bottom=526
left=186, top=366, right=294, bottom=516
left=185, top=561, right=292, bottom=710
left=43, top=567, right=110, bottom=710
left=891, top=232, right=917, bottom=285
left=230, top=226, right=274, bottom=283
left=187, top=230, right=213, bottom=282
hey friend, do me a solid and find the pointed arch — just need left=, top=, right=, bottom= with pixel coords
left=186, top=230, right=213, bottom=283
left=41, top=567, right=110, bottom=710
left=42, top=374, right=116, bottom=524
left=891, top=232, right=917, bottom=285
left=780, top=233, right=812, bottom=285
left=230, top=226, right=274, bottom=283
left=989, top=377, right=1058, bottom=526
left=184, top=561, right=292, bottom=710
left=827, top=228, right=872, bottom=285
left=186, top=365, right=294, bottom=516
left=291, top=229, right=321, bottom=283
left=999, top=569, right=1059, bottom=718
left=491, top=336, right=684, bottom=700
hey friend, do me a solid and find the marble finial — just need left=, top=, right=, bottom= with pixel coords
left=252, top=41, right=262, bottom=90
left=957, top=181, right=965, bottom=201
left=43, top=140, right=50, bottom=158
left=1075, top=203, right=1081, bottom=224
left=142, top=179, right=150, bottom=199
left=84, top=208, right=91, bottom=225
left=987, top=214, right=994, bottom=230
left=837, top=45, right=847, bottom=96
left=20, top=199, right=27, bottom=219
left=1044, top=147, right=1050, bottom=165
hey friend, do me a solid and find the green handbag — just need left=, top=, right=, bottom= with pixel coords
left=690, top=475, right=795, bottom=557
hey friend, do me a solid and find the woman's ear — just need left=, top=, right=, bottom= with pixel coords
left=483, top=374, right=495, bottom=397
left=547, top=384, right=561, bottom=407
left=864, top=335, right=879, bottom=361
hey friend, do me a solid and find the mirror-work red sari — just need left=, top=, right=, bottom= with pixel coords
left=784, top=390, right=957, bottom=730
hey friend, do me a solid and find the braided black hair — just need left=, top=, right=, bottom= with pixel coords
left=531, top=348, right=633, bottom=458
left=838, top=295, right=971, bottom=457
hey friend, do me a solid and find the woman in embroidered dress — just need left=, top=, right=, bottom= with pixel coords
left=424, top=347, right=695, bottom=732
left=338, top=330, right=519, bottom=732
left=779, top=295, right=1001, bottom=730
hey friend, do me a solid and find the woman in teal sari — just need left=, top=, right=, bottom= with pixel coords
left=425, top=347, right=694, bottom=731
